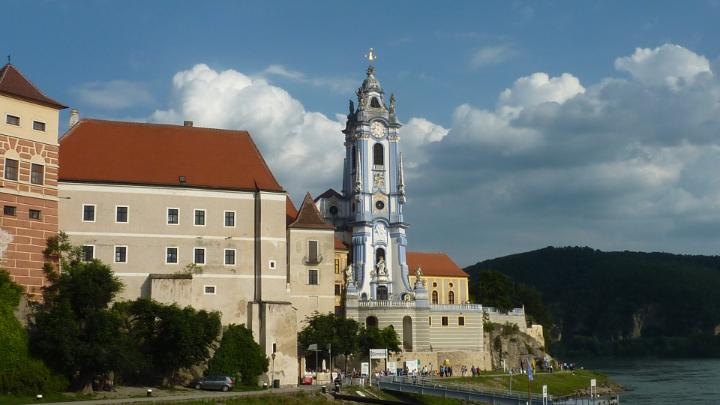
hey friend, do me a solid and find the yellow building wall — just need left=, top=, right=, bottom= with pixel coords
left=409, top=275, right=470, bottom=304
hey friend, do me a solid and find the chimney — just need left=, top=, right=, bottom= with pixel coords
left=183, top=120, right=193, bottom=127
left=69, top=109, right=79, bottom=127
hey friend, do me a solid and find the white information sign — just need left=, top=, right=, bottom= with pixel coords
left=361, top=362, right=369, bottom=376
left=543, top=385, right=548, bottom=397
left=405, top=359, right=418, bottom=374
left=387, top=361, right=397, bottom=374
left=591, top=378, right=597, bottom=387
left=370, top=348, right=388, bottom=359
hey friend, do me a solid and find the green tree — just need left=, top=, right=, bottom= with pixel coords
left=475, top=269, right=515, bottom=311
left=207, top=324, right=268, bottom=386
left=115, top=298, right=221, bottom=385
left=358, top=325, right=401, bottom=355
left=0, top=269, right=68, bottom=395
left=298, top=313, right=361, bottom=371
left=29, top=260, right=125, bottom=393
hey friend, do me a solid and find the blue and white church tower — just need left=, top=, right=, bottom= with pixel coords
left=316, top=59, right=412, bottom=302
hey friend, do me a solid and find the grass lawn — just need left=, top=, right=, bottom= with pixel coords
left=0, top=392, right=93, bottom=404
left=448, top=369, right=618, bottom=397
left=163, top=390, right=331, bottom=404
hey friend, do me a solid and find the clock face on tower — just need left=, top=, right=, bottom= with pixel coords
left=370, top=121, right=385, bottom=139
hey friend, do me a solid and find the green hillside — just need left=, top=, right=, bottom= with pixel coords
left=465, top=246, right=720, bottom=357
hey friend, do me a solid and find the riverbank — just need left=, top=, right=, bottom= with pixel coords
left=446, top=369, right=623, bottom=397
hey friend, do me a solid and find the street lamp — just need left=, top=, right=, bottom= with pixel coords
left=271, top=353, right=276, bottom=389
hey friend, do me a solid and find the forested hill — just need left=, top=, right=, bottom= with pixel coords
left=465, top=246, right=720, bottom=357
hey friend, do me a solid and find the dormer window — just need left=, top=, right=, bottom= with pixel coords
left=370, top=97, right=381, bottom=108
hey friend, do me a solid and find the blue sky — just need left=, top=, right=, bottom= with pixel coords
left=4, top=1, right=720, bottom=265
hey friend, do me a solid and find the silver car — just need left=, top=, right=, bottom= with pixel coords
left=193, top=375, right=235, bottom=391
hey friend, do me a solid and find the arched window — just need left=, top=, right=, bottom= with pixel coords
left=373, top=143, right=384, bottom=167
left=432, top=290, right=438, bottom=304
left=377, top=286, right=388, bottom=300
left=448, top=291, right=455, bottom=304
left=366, top=316, right=378, bottom=329
left=371, top=97, right=381, bottom=108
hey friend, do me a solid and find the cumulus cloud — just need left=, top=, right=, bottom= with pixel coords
left=151, top=64, right=344, bottom=198
left=73, top=80, right=154, bottom=110
left=470, top=45, right=518, bottom=68
left=614, top=44, right=712, bottom=88
left=405, top=44, right=720, bottom=263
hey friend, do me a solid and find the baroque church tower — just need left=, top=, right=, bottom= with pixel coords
left=317, top=57, right=413, bottom=301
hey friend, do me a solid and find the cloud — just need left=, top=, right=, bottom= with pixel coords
left=151, top=64, right=344, bottom=199
left=614, top=44, right=712, bottom=88
left=404, top=44, right=720, bottom=263
left=261, top=64, right=355, bottom=93
left=73, top=80, right=153, bottom=110
left=470, top=45, right=518, bottom=68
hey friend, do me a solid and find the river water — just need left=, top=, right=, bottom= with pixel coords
left=583, top=358, right=720, bottom=404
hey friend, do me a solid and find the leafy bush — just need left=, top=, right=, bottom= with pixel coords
left=207, top=324, right=268, bottom=386
left=0, top=359, right=67, bottom=395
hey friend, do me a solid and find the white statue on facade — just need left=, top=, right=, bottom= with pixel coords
left=373, top=222, right=387, bottom=243
left=345, top=264, right=354, bottom=286
left=415, top=266, right=425, bottom=288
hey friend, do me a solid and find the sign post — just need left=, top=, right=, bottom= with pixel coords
left=542, top=385, right=548, bottom=405
left=591, top=378, right=597, bottom=404
left=369, top=349, right=388, bottom=386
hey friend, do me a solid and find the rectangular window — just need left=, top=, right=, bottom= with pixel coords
left=308, top=240, right=319, bottom=263
left=335, top=259, right=340, bottom=274
left=458, top=317, right=465, bottom=326
left=3, top=205, right=16, bottom=216
left=194, top=209, right=205, bottom=226
left=204, top=285, right=216, bottom=295
left=335, top=284, right=341, bottom=296
left=167, top=208, right=179, bottom=224
left=114, top=246, right=127, bottom=263
left=30, top=164, right=44, bottom=185
left=308, top=269, right=319, bottom=285
left=29, top=209, right=41, bottom=220
left=224, top=249, right=236, bottom=266
left=224, top=211, right=235, bottom=227
left=428, top=317, right=432, bottom=326
left=166, top=247, right=178, bottom=264
left=441, top=316, right=448, bottom=326
left=4, top=158, right=18, bottom=180
left=82, top=245, right=94, bottom=262
left=6, top=115, right=19, bottom=126
left=116, top=206, right=128, bottom=223
left=194, top=248, right=206, bottom=265
left=82, top=204, right=96, bottom=222
left=33, top=121, right=46, bottom=131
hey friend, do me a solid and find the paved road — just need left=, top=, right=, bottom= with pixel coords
left=27, top=386, right=320, bottom=405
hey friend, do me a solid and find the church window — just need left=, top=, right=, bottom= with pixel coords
left=432, top=290, right=438, bottom=304
left=308, top=269, right=319, bottom=285
left=441, top=316, right=448, bottom=326
left=329, top=206, right=338, bottom=215
left=459, top=316, right=465, bottom=326
left=371, top=97, right=381, bottom=108
left=448, top=291, right=455, bottom=304
left=373, top=143, right=384, bottom=166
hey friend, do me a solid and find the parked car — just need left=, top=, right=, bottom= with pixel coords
left=192, top=375, right=235, bottom=391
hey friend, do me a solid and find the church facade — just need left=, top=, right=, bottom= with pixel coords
left=316, top=63, right=535, bottom=367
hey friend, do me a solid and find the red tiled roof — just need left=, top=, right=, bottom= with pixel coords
left=407, top=252, right=468, bottom=278
left=0, top=64, right=66, bottom=109
left=59, top=119, right=283, bottom=192
left=335, top=237, right=349, bottom=250
left=289, top=193, right=334, bottom=230
left=286, top=196, right=298, bottom=226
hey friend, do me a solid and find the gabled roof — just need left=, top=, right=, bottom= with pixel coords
left=289, top=193, right=334, bottom=230
left=0, top=63, right=66, bottom=109
left=59, top=119, right=284, bottom=192
left=315, top=188, right=343, bottom=201
left=286, top=196, right=298, bottom=226
left=407, top=252, right=468, bottom=278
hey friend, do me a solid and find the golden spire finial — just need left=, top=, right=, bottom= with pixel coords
left=365, top=48, right=377, bottom=63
